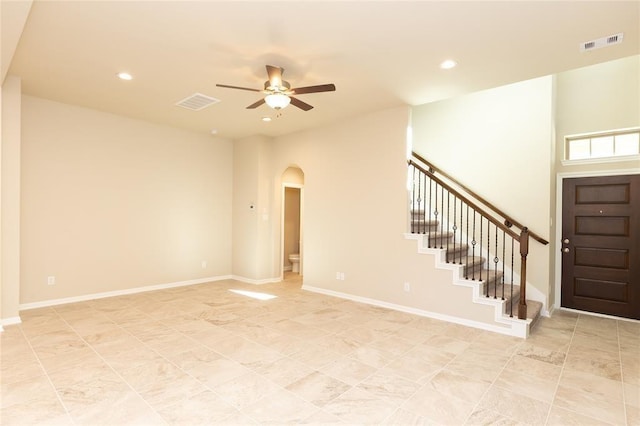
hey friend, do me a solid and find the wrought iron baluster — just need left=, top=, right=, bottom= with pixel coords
left=465, top=205, right=470, bottom=277
left=487, top=221, right=492, bottom=298
left=510, top=238, right=515, bottom=317
left=471, top=210, right=477, bottom=280
left=417, top=171, right=422, bottom=233
left=432, top=182, right=438, bottom=248
left=411, top=167, right=416, bottom=233
left=479, top=216, right=484, bottom=285
left=501, top=231, right=506, bottom=301
left=459, top=198, right=464, bottom=265
left=440, top=186, right=445, bottom=250
left=451, top=194, right=456, bottom=264
left=423, top=173, right=429, bottom=233
left=493, top=225, right=498, bottom=299
left=428, top=175, right=432, bottom=235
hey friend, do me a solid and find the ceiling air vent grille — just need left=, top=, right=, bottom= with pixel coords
left=580, top=33, right=624, bottom=52
left=175, top=93, right=220, bottom=111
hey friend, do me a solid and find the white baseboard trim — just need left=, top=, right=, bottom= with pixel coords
left=231, top=275, right=282, bottom=285
left=0, top=316, right=22, bottom=327
left=283, top=266, right=292, bottom=272
left=19, top=275, right=233, bottom=311
left=302, top=284, right=521, bottom=337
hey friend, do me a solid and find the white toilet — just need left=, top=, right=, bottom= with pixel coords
left=289, top=253, right=300, bottom=273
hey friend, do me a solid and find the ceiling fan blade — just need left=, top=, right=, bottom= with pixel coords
left=291, top=84, right=336, bottom=95
left=246, top=98, right=266, bottom=109
left=289, top=96, right=314, bottom=111
left=216, top=84, right=261, bottom=92
left=266, top=65, right=284, bottom=86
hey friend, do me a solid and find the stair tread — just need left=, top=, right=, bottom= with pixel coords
left=526, top=300, right=543, bottom=321
left=426, top=231, right=454, bottom=237
left=410, top=218, right=438, bottom=224
left=463, top=256, right=485, bottom=266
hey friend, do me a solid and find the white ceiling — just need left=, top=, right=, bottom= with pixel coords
left=6, top=1, right=640, bottom=140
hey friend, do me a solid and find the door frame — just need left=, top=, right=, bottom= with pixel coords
left=554, top=168, right=640, bottom=313
left=280, top=183, right=304, bottom=280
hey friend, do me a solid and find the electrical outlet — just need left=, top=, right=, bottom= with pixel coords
left=201, top=260, right=207, bottom=269
left=404, top=282, right=410, bottom=292
left=47, top=276, right=56, bottom=286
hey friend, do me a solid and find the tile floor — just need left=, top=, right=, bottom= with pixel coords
left=1, top=273, right=638, bottom=425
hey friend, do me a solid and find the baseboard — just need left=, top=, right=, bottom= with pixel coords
left=19, top=275, right=233, bottom=311
left=231, top=275, right=282, bottom=285
left=0, top=316, right=22, bottom=327
left=302, top=284, right=520, bottom=337
left=283, top=266, right=292, bottom=272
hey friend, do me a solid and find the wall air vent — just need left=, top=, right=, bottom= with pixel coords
left=175, top=93, right=220, bottom=111
left=579, top=33, right=624, bottom=52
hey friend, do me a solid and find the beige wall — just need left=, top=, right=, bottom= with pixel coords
left=555, top=55, right=640, bottom=174
left=20, top=96, right=233, bottom=304
left=272, top=108, right=411, bottom=294
left=552, top=55, right=640, bottom=309
left=1, top=76, right=22, bottom=321
left=232, top=135, right=277, bottom=282
left=411, top=76, right=554, bottom=307
left=272, top=107, right=413, bottom=296
left=268, top=106, right=515, bottom=328
left=9, top=51, right=636, bottom=327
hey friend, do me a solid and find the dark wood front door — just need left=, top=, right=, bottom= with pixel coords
left=561, top=174, right=640, bottom=320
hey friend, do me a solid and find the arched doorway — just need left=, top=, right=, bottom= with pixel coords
left=281, top=167, right=304, bottom=278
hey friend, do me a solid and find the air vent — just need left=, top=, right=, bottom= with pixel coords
left=175, top=93, right=220, bottom=111
left=579, top=33, right=624, bottom=52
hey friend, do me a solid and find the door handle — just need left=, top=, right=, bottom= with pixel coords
left=563, top=238, right=570, bottom=244
left=563, top=248, right=570, bottom=253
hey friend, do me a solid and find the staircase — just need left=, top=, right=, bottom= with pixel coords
left=407, top=153, right=547, bottom=338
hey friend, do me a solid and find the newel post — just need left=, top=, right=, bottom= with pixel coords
left=518, top=228, right=530, bottom=320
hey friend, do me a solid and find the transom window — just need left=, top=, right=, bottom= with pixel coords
left=565, top=128, right=640, bottom=162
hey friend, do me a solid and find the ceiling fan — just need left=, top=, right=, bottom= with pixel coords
left=216, top=65, right=336, bottom=111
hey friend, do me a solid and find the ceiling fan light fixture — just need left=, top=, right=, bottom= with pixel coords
left=265, top=93, right=291, bottom=109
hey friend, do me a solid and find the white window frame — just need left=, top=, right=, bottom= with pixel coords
left=562, top=127, right=640, bottom=166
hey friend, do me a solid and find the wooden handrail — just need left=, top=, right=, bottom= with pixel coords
left=411, top=151, right=549, bottom=245
left=409, top=160, right=520, bottom=240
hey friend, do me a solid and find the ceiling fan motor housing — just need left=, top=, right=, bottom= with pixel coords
left=264, top=80, right=291, bottom=93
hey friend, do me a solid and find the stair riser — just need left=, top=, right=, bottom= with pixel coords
left=481, top=290, right=520, bottom=317
left=446, top=250, right=469, bottom=262
left=411, top=225, right=439, bottom=233
left=464, top=263, right=483, bottom=275
left=479, top=277, right=507, bottom=293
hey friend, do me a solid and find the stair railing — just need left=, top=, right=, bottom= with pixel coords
left=408, top=152, right=548, bottom=320
left=412, top=151, right=549, bottom=245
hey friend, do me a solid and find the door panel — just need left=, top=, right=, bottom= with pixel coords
left=574, top=247, right=628, bottom=269
left=561, top=175, right=640, bottom=319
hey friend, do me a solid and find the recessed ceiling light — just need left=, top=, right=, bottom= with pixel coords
left=440, top=60, right=457, bottom=70
left=262, top=117, right=272, bottom=122
left=116, top=72, right=133, bottom=80
left=210, top=129, right=218, bottom=135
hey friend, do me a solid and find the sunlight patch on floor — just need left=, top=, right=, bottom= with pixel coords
left=229, top=289, right=277, bottom=301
